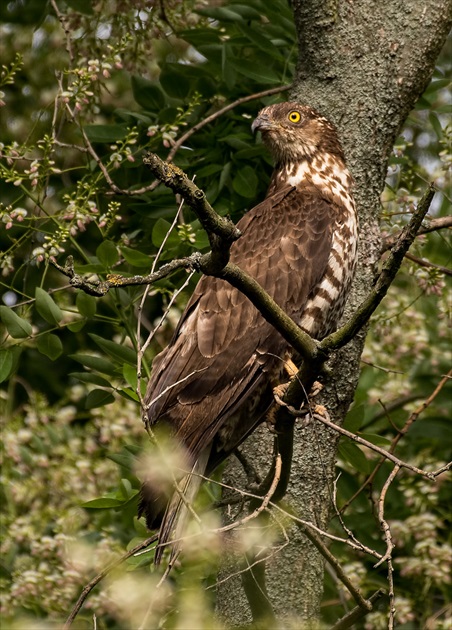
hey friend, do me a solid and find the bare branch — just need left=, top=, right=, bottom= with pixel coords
left=374, top=465, right=400, bottom=630
left=330, top=589, right=388, bottom=630
left=63, top=535, right=158, bottom=629
left=382, top=214, right=452, bottom=251
left=321, top=183, right=436, bottom=352
left=295, top=522, right=373, bottom=611
left=274, top=398, right=451, bottom=480
left=49, top=253, right=203, bottom=296
left=166, top=84, right=292, bottom=162
left=340, top=370, right=452, bottom=512
left=404, top=251, right=452, bottom=276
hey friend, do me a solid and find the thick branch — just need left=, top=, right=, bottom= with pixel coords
left=219, top=263, right=320, bottom=361
left=143, top=152, right=240, bottom=272
left=330, top=589, right=388, bottom=630
left=320, top=183, right=435, bottom=352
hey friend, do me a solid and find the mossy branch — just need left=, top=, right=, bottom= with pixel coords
left=320, top=182, right=436, bottom=353
left=143, top=152, right=240, bottom=273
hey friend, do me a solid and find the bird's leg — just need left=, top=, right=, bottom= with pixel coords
left=267, top=358, right=299, bottom=431
left=269, top=356, right=324, bottom=430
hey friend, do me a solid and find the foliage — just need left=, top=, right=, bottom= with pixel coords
left=0, top=1, right=450, bottom=628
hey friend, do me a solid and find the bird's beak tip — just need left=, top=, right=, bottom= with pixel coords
left=251, top=118, right=261, bottom=134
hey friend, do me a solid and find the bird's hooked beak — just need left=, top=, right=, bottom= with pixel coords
left=251, top=113, right=277, bottom=134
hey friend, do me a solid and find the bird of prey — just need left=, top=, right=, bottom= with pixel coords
left=139, top=102, right=359, bottom=562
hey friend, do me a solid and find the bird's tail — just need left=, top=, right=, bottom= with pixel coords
left=154, top=446, right=211, bottom=565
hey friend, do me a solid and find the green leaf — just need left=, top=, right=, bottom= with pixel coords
left=69, top=353, right=117, bottom=375
left=228, top=58, right=280, bottom=84
left=119, top=478, right=133, bottom=499
left=151, top=218, right=180, bottom=248
left=35, top=288, right=63, bottom=325
left=36, top=333, right=63, bottom=360
left=89, top=333, right=137, bottom=366
left=123, top=363, right=138, bottom=390
left=96, top=240, right=119, bottom=268
left=76, top=292, right=97, bottom=318
left=118, top=388, right=140, bottom=402
left=81, top=497, right=124, bottom=509
left=85, top=389, right=115, bottom=409
left=107, top=452, right=137, bottom=471
left=232, top=165, right=258, bottom=198
left=67, top=320, right=86, bottom=333
left=237, top=24, right=284, bottom=60
left=83, top=124, right=128, bottom=143
left=120, top=246, right=151, bottom=268
left=196, top=6, right=245, bottom=21
left=428, top=111, right=443, bottom=138
left=131, top=76, right=166, bottom=110
left=0, top=306, right=32, bottom=339
left=0, top=349, right=13, bottom=383
left=338, top=441, right=370, bottom=475
left=343, top=404, right=365, bottom=433
left=65, top=0, right=94, bottom=15
left=70, top=372, right=112, bottom=388
left=159, top=66, right=190, bottom=100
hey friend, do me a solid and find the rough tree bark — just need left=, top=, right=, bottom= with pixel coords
left=216, top=0, right=452, bottom=625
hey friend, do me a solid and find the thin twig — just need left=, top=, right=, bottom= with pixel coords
left=375, top=465, right=400, bottom=630
left=405, top=251, right=452, bottom=276
left=168, top=466, right=383, bottom=559
left=138, top=549, right=181, bottom=630
left=157, top=454, right=282, bottom=553
left=276, top=402, right=450, bottom=480
left=340, top=370, right=452, bottom=512
left=382, top=215, right=452, bottom=251
left=166, top=84, right=292, bottom=162
left=136, top=195, right=187, bottom=405
left=63, top=535, right=158, bottom=629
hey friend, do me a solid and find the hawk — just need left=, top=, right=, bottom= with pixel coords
left=140, top=102, right=358, bottom=561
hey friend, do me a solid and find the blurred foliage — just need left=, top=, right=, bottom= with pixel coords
left=0, top=0, right=450, bottom=628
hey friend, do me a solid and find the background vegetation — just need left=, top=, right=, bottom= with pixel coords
left=0, top=0, right=450, bottom=628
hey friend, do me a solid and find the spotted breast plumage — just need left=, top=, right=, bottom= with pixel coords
left=140, top=102, right=359, bottom=562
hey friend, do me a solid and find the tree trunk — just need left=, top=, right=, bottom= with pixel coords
left=216, top=0, right=452, bottom=624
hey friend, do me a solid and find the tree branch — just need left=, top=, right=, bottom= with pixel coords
left=274, top=399, right=451, bottom=480
left=166, top=84, right=292, bottom=163
left=143, top=152, right=241, bottom=271
left=404, top=251, right=452, bottom=277
left=49, top=253, right=203, bottom=296
left=382, top=214, right=452, bottom=252
left=339, top=369, right=452, bottom=513
left=320, top=183, right=436, bottom=352
left=330, top=589, right=388, bottom=630
left=63, top=535, right=158, bottom=629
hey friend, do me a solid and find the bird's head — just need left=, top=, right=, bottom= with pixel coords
left=252, top=102, right=345, bottom=164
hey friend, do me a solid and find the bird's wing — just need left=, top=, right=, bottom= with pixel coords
left=145, top=183, right=335, bottom=461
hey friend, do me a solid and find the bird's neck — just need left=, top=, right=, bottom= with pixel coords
left=268, top=152, right=355, bottom=215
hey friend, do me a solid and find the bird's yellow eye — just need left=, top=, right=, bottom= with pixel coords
left=288, top=111, right=301, bottom=123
